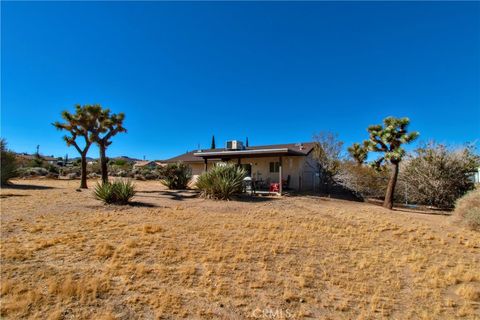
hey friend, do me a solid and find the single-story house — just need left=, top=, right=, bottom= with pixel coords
left=133, top=160, right=164, bottom=169
left=163, top=140, right=320, bottom=193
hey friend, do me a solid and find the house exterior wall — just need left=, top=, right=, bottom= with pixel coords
left=186, top=154, right=320, bottom=191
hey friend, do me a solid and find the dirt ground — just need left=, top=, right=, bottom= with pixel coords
left=1, top=179, right=479, bottom=319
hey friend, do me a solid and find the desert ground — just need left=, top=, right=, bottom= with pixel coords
left=1, top=179, right=479, bottom=319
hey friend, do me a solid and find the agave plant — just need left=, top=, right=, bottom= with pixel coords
left=196, top=164, right=246, bottom=200
left=94, top=179, right=136, bottom=205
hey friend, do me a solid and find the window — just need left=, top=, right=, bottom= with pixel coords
left=269, top=162, right=280, bottom=173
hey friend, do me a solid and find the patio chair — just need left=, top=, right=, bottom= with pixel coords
left=269, top=183, right=280, bottom=193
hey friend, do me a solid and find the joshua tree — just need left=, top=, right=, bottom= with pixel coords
left=362, top=117, right=419, bottom=209
left=211, top=135, right=216, bottom=149
left=348, top=142, right=368, bottom=165
left=53, top=105, right=102, bottom=189
left=94, top=108, right=126, bottom=183
left=246, top=137, right=249, bottom=147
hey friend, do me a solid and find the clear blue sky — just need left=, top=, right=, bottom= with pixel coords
left=2, top=1, right=479, bottom=160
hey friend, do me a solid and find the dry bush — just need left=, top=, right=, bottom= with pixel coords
left=454, top=188, right=480, bottom=231
left=335, top=161, right=388, bottom=199
left=400, top=142, right=479, bottom=208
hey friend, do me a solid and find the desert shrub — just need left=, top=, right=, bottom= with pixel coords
left=17, top=167, right=49, bottom=177
left=400, top=142, right=479, bottom=209
left=159, top=163, right=192, bottom=189
left=28, top=157, right=45, bottom=168
left=87, top=162, right=101, bottom=174
left=196, top=164, right=246, bottom=200
left=1, top=139, right=18, bottom=185
left=143, top=169, right=160, bottom=180
left=335, top=161, right=389, bottom=199
left=60, top=166, right=81, bottom=177
left=454, top=188, right=480, bottom=231
left=94, top=179, right=136, bottom=205
left=47, top=164, right=59, bottom=174
left=112, top=159, right=127, bottom=166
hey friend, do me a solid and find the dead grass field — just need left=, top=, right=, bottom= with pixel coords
left=1, top=179, right=479, bottom=319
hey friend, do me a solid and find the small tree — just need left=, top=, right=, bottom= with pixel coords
left=53, top=105, right=101, bottom=189
left=361, top=117, right=419, bottom=209
left=211, top=135, right=216, bottom=149
left=347, top=142, right=368, bottom=165
left=94, top=108, right=126, bottom=183
left=312, top=132, right=344, bottom=194
left=1, top=139, right=18, bottom=185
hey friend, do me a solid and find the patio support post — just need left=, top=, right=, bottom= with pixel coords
left=279, top=156, right=283, bottom=195
left=204, top=158, right=208, bottom=172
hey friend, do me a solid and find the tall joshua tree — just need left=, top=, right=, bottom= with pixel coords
left=53, top=105, right=101, bottom=189
left=95, top=108, right=126, bottom=183
left=347, top=142, right=368, bottom=165
left=211, top=135, right=216, bottom=149
left=363, top=117, right=419, bottom=209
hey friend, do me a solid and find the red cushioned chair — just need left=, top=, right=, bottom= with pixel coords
left=269, top=183, right=280, bottom=193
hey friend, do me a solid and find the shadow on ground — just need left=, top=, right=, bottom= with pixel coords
left=136, top=190, right=199, bottom=201
left=0, top=194, right=30, bottom=199
left=2, top=183, right=55, bottom=190
left=128, top=201, right=158, bottom=208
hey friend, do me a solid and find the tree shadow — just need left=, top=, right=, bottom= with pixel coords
left=1, top=184, right=55, bottom=190
left=392, top=208, right=451, bottom=216
left=367, top=199, right=451, bottom=216
left=0, top=194, right=30, bottom=198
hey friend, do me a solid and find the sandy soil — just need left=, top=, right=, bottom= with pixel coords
left=1, top=179, right=479, bottom=319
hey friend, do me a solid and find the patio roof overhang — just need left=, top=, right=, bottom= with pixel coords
left=193, top=148, right=305, bottom=159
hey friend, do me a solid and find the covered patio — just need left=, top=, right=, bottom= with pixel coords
left=193, top=147, right=307, bottom=195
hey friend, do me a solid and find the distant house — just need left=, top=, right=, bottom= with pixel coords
left=163, top=140, right=320, bottom=193
left=471, top=167, right=480, bottom=184
left=16, top=153, right=59, bottom=165
left=133, top=160, right=164, bottom=169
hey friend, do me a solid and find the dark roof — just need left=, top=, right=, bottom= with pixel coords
left=163, top=142, right=315, bottom=163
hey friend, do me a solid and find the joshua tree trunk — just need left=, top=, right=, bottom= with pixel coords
left=80, top=154, right=88, bottom=189
left=383, top=161, right=399, bottom=209
left=99, top=144, right=108, bottom=183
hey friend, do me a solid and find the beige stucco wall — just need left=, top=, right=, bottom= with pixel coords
left=186, top=155, right=320, bottom=191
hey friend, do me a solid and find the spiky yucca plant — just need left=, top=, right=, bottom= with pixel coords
left=94, top=179, right=136, bottom=205
left=196, top=164, right=246, bottom=200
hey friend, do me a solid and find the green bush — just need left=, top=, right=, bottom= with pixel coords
left=1, top=139, right=18, bottom=185
left=94, top=179, right=136, bottom=205
left=454, top=188, right=480, bottom=231
left=196, top=164, right=246, bottom=200
left=159, top=163, right=192, bottom=189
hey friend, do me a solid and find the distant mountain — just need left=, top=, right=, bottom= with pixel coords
left=111, top=156, right=141, bottom=163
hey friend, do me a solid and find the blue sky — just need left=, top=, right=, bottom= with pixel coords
left=2, top=1, right=479, bottom=160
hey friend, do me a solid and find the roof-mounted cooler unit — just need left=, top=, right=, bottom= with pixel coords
left=226, top=140, right=244, bottom=150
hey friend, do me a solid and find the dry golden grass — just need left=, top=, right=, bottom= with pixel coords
left=1, top=179, right=479, bottom=319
